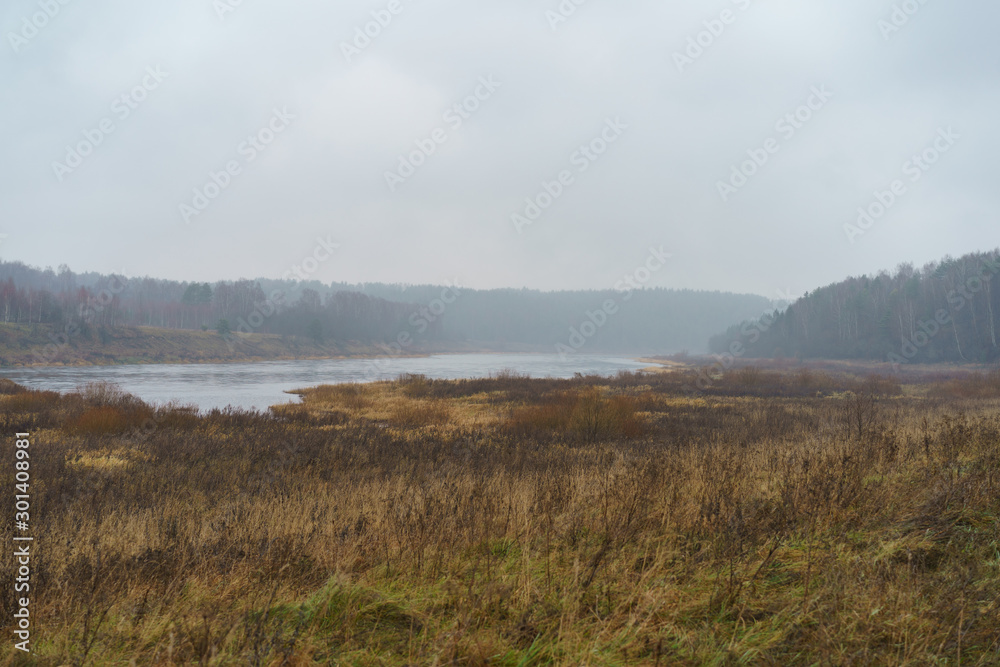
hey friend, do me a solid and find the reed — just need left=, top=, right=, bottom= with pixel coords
left=2, top=367, right=999, bottom=664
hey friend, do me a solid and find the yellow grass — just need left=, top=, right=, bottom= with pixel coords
left=3, top=369, right=1000, bottom=664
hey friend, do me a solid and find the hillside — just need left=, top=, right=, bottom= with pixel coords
left=710, top=249, right=1000, bottom=366
left=1, top=260, right=773, bottom=357
left=0, top=323, right=437, bottom=367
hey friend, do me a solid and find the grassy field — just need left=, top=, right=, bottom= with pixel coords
left=2, top=364, right=1000, bottom=664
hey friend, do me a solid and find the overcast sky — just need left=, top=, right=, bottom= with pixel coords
left=1, top=0, right=997, bottom=298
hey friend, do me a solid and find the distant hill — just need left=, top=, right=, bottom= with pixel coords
left=0, top=260, right=772, bottom=362
left=0, top=322, right=530, bottom=367
left=709, top=249, right=1000, bottom=366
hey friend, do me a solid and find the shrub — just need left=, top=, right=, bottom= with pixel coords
left=67, top=406, right=130, bottom=435
left=932, top=369, right=1000, bottom=398
left=397, top=374, right=431, bottom=398
left=0, top=378, right=26, bottom=395
left=569, top=390, right=643, bottom=441
left=76, top=381, right=145, bottom=409
left=3, top=389, right=61, bottom=412
left=0, top=378, right=28, bottom=396
left=507, top=389, right=643, bottom=441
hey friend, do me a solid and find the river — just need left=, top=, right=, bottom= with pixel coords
left=0, top=354, right=651, bottom=412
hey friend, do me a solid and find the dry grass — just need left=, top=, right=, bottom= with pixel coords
left=508, top=388, right=643, bottom=441
left=2, top=370, right=1000, bottom=664
left=932, top=368, right=1000, bottom=399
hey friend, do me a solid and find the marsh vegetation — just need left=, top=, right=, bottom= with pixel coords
left=2, top=364, right=1000, bottom=664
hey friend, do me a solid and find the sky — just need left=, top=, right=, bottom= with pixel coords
left=1, top=0, right=997, bottom=299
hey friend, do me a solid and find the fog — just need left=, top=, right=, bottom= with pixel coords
left=2, top=0, right=998, bottom=298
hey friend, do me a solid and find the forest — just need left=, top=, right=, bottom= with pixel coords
left=710, top=249, right=1000, bottom=366
left=0, top=260, right=771, bottom=354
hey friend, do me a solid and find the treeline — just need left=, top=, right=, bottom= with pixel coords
left=710, top=249, right=1000, bottom=365
left=0, top=260, right=772, bottom=353
left=0, top=262, right=413, bottom=343
left=255, top=282, right=774, bottom=353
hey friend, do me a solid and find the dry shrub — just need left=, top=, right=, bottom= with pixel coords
left=58, top=382, right=156, bottom=435
left=390, top=399, right=451, bottom=427
left=2, top=389, right=61, bottom=412
left=932, top=369, right=1000, bottom=398
left=397, top=373, right=432, bottom=398
left=793, top=367, right=838, bottom=393
left=67, top=406, right=156, bottom=436
left=569, top=390, right=643, bottom=441
left=508, top=389, right=643, bottom=441
left=734, top=366, right=764, bottom=388
left=490, top=369, right=529, bottom=381
left=508, top=399, right=569, bottom=433
left=154, top=405, right=201, bottom=430
left=77, top=381, right=133, bottom=406
left=67, top=406, right=131, bottom=435
left=0, top=378, right=26, bottom=395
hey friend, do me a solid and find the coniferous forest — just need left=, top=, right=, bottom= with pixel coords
left=710, top=249, right=1000, bottom=365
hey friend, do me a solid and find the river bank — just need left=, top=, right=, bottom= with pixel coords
left=0, top=323, right=550, bottom=368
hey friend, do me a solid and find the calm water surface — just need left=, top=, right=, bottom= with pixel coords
left=1, top=354, right=649, bottom=412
